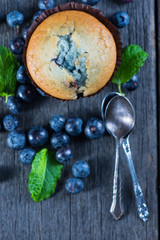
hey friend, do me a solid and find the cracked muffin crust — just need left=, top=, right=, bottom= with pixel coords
left=26, top=10, right=117, bottom=100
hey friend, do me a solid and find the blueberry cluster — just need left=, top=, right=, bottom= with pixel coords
left=1, top=112, right=105, bottom=193
left=4, top=3, right=57, bottom=116
left=6, top=64, right=41, bottom=117
left=5, top=1, right=55, bottom=55
left=65, top=160, right=90, bottom=194
left=49, top=115, right=105, bottom=168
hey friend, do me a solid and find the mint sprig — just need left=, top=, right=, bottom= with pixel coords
left=112, top=44, right=148, bottom=94
left=29, top=149, right=63, bottom=202
left=0, top=45, right=19, bottom=102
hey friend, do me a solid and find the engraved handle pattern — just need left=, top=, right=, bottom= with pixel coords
left=110, top=140, right=124, bottom=220
left=122, top=137, right=149, bottom=222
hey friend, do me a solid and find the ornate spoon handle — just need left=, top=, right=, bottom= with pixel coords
left=122, top=137, right=149, bottom=222
left=110, top=139, right=124, bottom=220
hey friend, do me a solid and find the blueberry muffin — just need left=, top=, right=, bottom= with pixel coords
left=26, top=10, right=117, bottom=100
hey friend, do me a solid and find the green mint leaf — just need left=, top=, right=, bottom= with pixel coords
left=29, top=148, right=63, bottom=202
left=112, top=44, right=148, bottom=85
left=0, top=45, right=19, bottom=99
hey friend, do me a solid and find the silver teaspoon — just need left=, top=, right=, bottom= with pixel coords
left=104, top=95, right=127, bottom=220
left=105, top=95, right=149, bottom=222
left=101, top=92, right=123, bottom=220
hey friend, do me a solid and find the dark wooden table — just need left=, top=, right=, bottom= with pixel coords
left=0, top=0, right=159, bottom=239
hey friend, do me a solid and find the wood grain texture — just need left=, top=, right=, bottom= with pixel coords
left=0, top=0, right=158, bottom=239
left=157, top=0, right=160, bottom=235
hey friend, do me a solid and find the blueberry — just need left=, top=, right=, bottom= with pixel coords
left=65, top=178, right=84, bottom=194
left=65, top=117, right=83, bottom=136
left=17, top=84, right=37, bottom=103
left=81, top=0, right=100, bottom=6
left=22, top=25, right=30, bottom=40
left=9, top=37, right=24, bottom=55
left=111, top=11, right=129, bottom=28
left=16, top=65, right=30, bottom=84
left=122, top=74, right=140, bottom=91
left=72, top=161, right=90, bottom=178
left=6, top=11, right=24, bottom=27
left=84, top=117, right=105, bottom=139
left=36, top=88, right=47, bottom=97
left=28, top=126, right=49, bottom=148
left=50, top=115, right=66, bottom=132
left=56, top=147, right=73, bottom=164
left=7, top=97, right=23, bottom=115
left=50, top=132, right=70, bottom=149
left=3, top=115, right=19, bottom=132
left=38, top=0, right=55, bottom=10
left=7, top=130, right=26, bottom=150
left=19, top=148, right=36, bottom=165
left=33, top=11, right=43, bottom=21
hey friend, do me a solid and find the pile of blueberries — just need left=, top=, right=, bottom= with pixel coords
left=1, top=111, right=105, bottom=193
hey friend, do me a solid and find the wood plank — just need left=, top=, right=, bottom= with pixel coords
left=0, top=0, right=158, bottom=239
left=157, top=0, right=160, bottom=236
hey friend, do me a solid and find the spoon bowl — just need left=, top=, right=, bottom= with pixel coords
left=105, top=95, right=135, bottom=140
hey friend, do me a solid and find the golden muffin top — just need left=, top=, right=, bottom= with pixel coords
left=26, top=10, right=117, bottom=100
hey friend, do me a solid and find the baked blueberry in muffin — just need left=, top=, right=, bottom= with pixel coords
left=26, top=10, right=117, bottom=100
